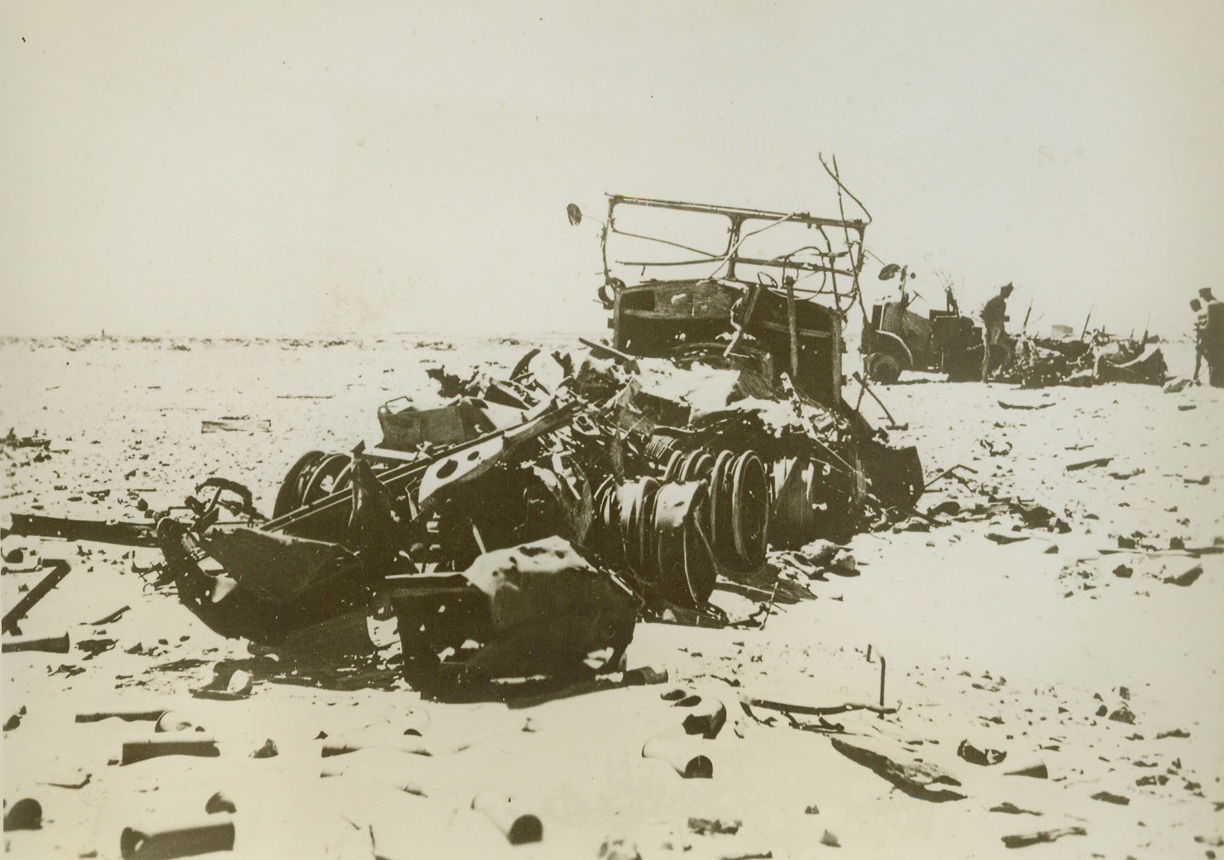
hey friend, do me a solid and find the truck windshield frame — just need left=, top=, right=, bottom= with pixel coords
left=602, top=194, right=868, bottom=292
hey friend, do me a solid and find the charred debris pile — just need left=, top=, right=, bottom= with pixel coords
left=1010, top=330, right=1168, bottom=388
left=6, top=190, right=927, bottom=699
left=860, top=265, right=1169, bottom=388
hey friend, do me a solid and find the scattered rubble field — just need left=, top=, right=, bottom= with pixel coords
left=2, top=336, right=1221, bottom=859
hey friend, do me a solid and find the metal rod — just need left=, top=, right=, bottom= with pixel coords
left=3, top=515, right=155, bottom=547
left=878, top=652, right=887, bottom=714
left=578, top=337, right=636, bottom=364
left=2, top=632, right=70, bottom=653
left=786, top=276, right=800, bottom=379
left=851, top=372, right=900, bottom=428
left=609, top=255, right=850, bottom=278
left=745, top=695, right=897, bottom=718
left=828, top=159, right=846, bottom=312
left=921, top=462, right=978, bottom=490
left=76, top=710, right=166, bottom=724
left=607, top=193, right=864, bottom=228
left=2, top=559, right=71, bottom=635
left=759, top=581, right=781, bottom=631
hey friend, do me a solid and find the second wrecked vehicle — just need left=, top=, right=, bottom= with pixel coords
left=1011, top=329, right=1168, bottom=388
left=860, top=264, right=983, bottom=384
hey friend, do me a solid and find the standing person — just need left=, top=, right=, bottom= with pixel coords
left=1200, top=288, right=1224, bottom=387
left=979, top=282, right=1015, bottom=381
left=1190, top=298, right=1207, bottom=383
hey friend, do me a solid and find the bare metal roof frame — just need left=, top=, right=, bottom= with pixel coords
left=602, top=194, right=868, bottom=285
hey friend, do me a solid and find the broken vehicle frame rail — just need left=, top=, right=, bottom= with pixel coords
left=744, top=644, right=895, bottom=720
left=3, top=515, right=156, bottom=547
left=261, top=397, right=582, bottom=535
left=0, top=400, right=580, bottom=553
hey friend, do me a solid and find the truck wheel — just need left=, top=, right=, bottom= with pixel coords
left=867, top=352, right=901, bottom=385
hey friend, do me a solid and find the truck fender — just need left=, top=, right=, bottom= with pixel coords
left=868, top=331, right=914, bottom=369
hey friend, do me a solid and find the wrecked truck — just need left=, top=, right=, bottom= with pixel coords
left=860, top=264, right=983, bottom=384
left=6, top=189, right=923, bottom=698
left=579, top=191, right=923, bottom=525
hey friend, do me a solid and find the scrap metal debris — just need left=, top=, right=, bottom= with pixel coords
left=4, top=192, right=923, bottom=700
left=1, top=429, right=51, bottom=451
left=830, top=735, right=966, bottom=802
left=1001, top=826, right=1087, bottom=849
left=1011, top=331, right=1168, bottom=389
left=201, top=416, right=271, bottom=434
left=859, top=261, right=1168, bottom=389
left=2, top=558, right=72, bottom=635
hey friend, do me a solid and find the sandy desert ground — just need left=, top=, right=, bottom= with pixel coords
left=1, top=335, right=1220, bottom=860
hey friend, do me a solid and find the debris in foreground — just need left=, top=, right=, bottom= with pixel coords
left=830, top=735, right=966, bottom=802
left=1011, top=331, right=1168, bottom=388
left=120, top=818, right=235, bottom=859
left=1001, top=826, right=1087, bottom=849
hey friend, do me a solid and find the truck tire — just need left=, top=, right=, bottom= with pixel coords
left=866, top=352, right=901, bottom=385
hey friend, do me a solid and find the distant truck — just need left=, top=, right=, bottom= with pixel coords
left=860, top=264, right=983, bottom=383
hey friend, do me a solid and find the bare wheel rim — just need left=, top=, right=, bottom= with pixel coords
left=637, top=478, right=661, bottom=579
left=301, top=453, right=352, bottom=505
left=273, top=450, right=325, bottom=518
left=662, top=450, right=684, bottom=482
left=707, top=450, right=735, bottom=550
left=680, top=449, right=713, bottom=482
left=655, top=483, right=714, bottom=607
left=713, top=452, right=737, bottom=558
left=731, top=451, right=770, bottom=566
left=680, top=494, right=716, bottom=605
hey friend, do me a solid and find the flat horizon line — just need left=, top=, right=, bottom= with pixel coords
left=0, top=330, right=603, bottom=340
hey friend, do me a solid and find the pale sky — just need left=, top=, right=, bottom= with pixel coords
left=2, top=1, right=1222, bottom=338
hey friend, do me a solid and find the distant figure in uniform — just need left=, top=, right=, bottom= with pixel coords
left=1200, top=288, right=1224, bottom=387
left=1190, top=298, right=1207, bottom=383
left=980, top=282, right=1015, bottom=381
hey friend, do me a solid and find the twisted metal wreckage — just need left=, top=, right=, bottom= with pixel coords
left=860, top=265, right=1168, bottom=387
left=7, top=183, right=924, bottom=697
